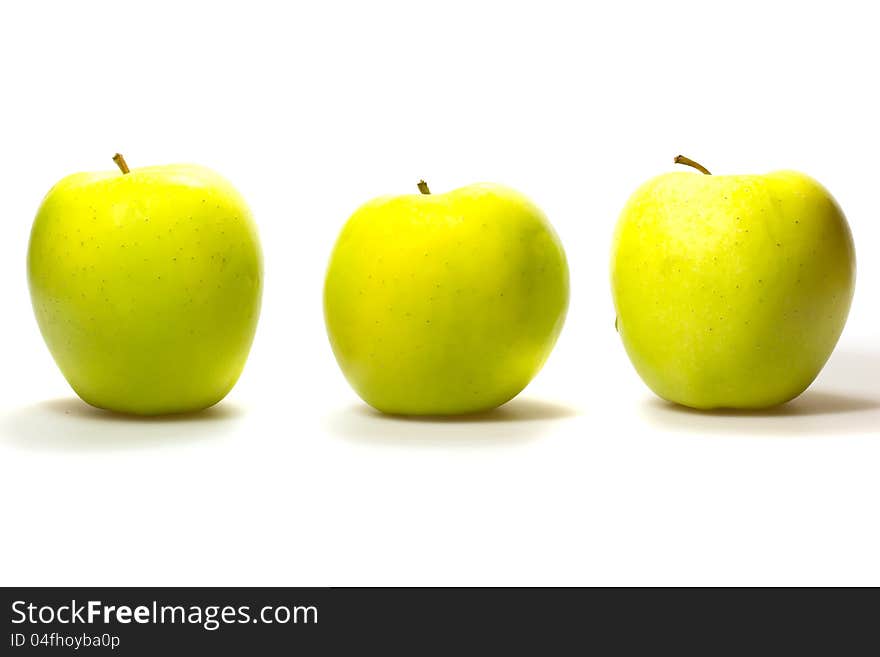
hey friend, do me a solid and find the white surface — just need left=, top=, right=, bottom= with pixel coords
left=1, top=0, right=878, bottom=586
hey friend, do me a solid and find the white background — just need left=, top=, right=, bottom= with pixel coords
left=1, top=0, right=878, bottom=586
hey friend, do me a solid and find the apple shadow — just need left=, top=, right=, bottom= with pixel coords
left=641, top=348, right=880, bottom=436
left=812, top=347, right=880, bottom=393
left=325, top=398, right=580, bottom=447
left=0, top=397, right=244, bottom=452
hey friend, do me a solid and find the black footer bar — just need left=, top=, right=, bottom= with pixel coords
left=2, top=587, right=875, bottom=654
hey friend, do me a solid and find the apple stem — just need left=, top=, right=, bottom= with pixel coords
left=673, top=155, right=711, bottom=175
left=112, top=153, right=130, bottom=174
left=417, top=180, right=431, bottom=195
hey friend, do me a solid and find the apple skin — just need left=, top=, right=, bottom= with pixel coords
left=27, top=163, right=263, bottom=415
left=611, top=169, right=855, bottom=410
left=324, top=183, right=569, bottom=415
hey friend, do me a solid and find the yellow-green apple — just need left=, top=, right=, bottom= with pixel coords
left=611, top=156, right=856, bottom=409
left=27, top=154, right=263, bottom=415
left=324, top=181, right=569, bottom=415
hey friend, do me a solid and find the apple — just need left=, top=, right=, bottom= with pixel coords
left=324, top=181, right=569, bottom=415
left=27, top=154, right=263, bottom=415
left=611, top=155, right=856, bottom=409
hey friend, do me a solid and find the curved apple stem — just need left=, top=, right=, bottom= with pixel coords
left=417, top=180, right=431, bottom=195
left=673, top=155, right=711, bottom=175
left=112, top=153, right=131, bottom=174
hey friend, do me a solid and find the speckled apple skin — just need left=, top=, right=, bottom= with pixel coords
left=27, top=164, right=263, bottom=415
left=611, top=170, right=855, bottom=409
left=324, top=183, right=569, bottom=415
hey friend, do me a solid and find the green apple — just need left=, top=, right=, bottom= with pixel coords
left=324, top=181, right=569, bottom=415
left=611, top=156, right=856, bottom=409
left=27, top=154, right=263, bottom=415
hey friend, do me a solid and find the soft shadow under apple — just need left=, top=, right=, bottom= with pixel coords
left=641, top=346, right=880, bottom=436
left=642, top=391, right=880, bottom=436
left=325, top=398, right=579, bottom=446
left=811, top=347, right=880, bottom=393
left=0, top=397, right=243, bottom=452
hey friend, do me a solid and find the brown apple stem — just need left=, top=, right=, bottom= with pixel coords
left=417, top=180, right=431, bottom=194
left=112, top=153, right=130, bottom=174
left=673, top=155, right=711, bottom=175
